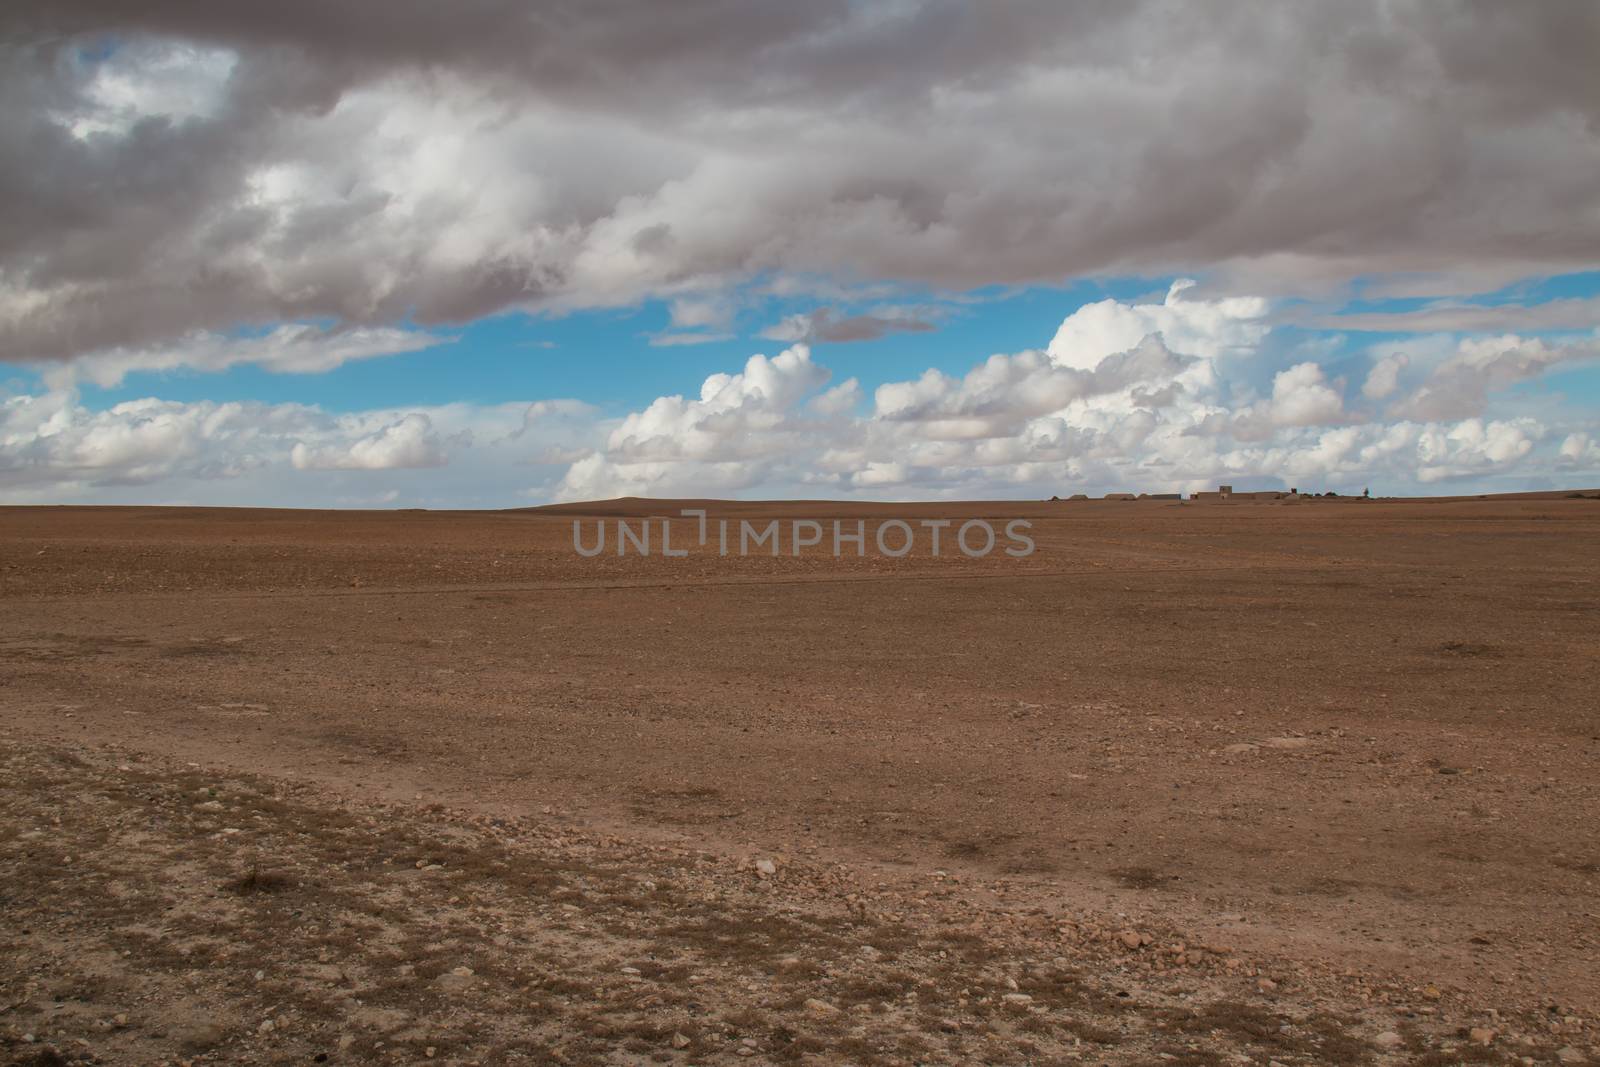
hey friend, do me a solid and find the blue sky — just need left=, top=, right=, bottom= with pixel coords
left=58, top=278, right=1159, bottom=415
left=48, top=270, right=1600, bottom=417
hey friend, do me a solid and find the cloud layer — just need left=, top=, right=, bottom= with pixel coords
left=5, top=1, right=1599, bottom=368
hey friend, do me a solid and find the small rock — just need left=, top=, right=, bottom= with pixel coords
left=433, top=967, right=475, bottom=993
left=1374, top=1031, right=1403, bottom=1050
left=1469, top=1027, right=1497, bottom=1045
left=1002, top=993, right=1033, bottom=1005
left=803, top=998, right=840, bottom=1017
left=1257, top=978, right=1277, bottom=992
left=1119, top=930, right=1144, bottom=950
left=1260, top=736, right=1310, bottom=750
left=754, top=858, right=777, bottom=878
left=1556, top=1048, right=1587, bottom=1064
left=671, top=1032, right=691, bottom=1049
left=1223, top=743, right=1259, bottom=755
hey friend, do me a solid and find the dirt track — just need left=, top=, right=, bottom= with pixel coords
left=2, top=495, right=1598, bottom=1064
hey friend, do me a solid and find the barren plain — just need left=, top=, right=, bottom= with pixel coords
left=2, top=495, right=1598, bottom=1065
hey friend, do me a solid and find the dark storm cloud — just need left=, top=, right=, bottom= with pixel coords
left=2, top=0, right=1598, bottom=363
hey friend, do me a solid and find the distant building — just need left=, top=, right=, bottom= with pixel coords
left=1191, top=484, right=1295, bottom=503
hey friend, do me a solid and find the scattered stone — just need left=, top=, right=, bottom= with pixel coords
left=804, top=998, right=840, bottom=1017
left=754, top=858, right=777, bottom=878
left=1119, top=930, right=1144, bottom=950
left=1374, top=1031, right=1403, bottom=1049
left=1260, top=737, right=1310, bottom=750
left=434, top=967, right=476, bottom=993
left=1469, top=1027, right=1497, bottom=1045
left=1223, top=743, right=1259, bottom=755
left=1002, top=993, right=1034, bottom=1005
left=1556, top=1048, right=1587, bottom=1064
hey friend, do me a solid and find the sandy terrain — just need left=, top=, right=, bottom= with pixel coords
left=2, top=494, right=1598, bottom=1065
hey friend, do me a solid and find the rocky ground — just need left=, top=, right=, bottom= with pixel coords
left=1, top=496, right=1597, bottom=1064
left=4, top=739, right=1591, bottom=1067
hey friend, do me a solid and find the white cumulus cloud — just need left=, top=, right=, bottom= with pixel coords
left=290, top=413, right=450, bottom=471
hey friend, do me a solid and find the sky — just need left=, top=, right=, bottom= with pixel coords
left=2, top=2, right=1599, bottom=506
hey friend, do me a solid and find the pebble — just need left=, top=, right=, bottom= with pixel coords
left=1118, top=930, right=1144, bottom=950
left=1556, top=1048, right=1587, bottom=1064
left=804, top=998, right=840, bottom=1017
left=671, top=1032, right=691, bottom=1049
left=754, top=858, right=777, bottom=878
left=1470, top=1027, right=1497, bottom=1045
left=1374, top=1031, right=1403, bottom=1049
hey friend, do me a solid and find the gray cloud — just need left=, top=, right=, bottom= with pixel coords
left=3, top=1, right=1599, bottom=365
left=1321, top=296, right=1600, bottom=334
left=760, top=306, right=940, bottom=344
